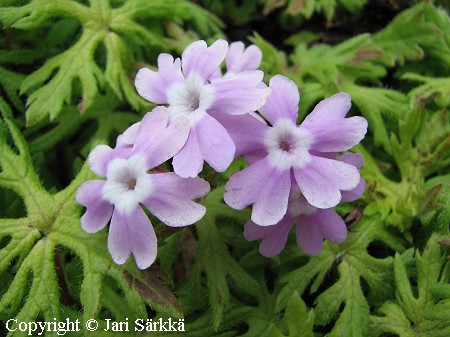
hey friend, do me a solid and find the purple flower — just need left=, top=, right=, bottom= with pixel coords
left=223, top=75, right=368, bottom=226
left=244, top=154, right=366, bottom=256
left=135, top=39, right=271, bottom=178
left=76, top=107, right=210, bottom=269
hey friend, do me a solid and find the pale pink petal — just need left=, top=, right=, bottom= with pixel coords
left=296, top=214, right=324, bottom=255
left=135, top=54, right=183, bottom=104
left=225, top=158, right=291, bottom=226
left=296, top=208, right=347, bottom=255
left=76, top=180, right=113, bottom=233
left=209, top=71, right=271, bottom=115
left=172, top=128, right=204, bottom=178
left=300, top=93, right=368, bottom=152
left=308, top=92, right=352, bottom=119
left=244, top=152, right=267, bottom=165
left=108, top=209, right=132, bottom=266
left=224, top=158, right=274, bottom=210
left=143, top=173, right=210, bottom=227
left=315, top=208, right=347, bottom=243
left=341, top=179, right=366, bottom=202
left=252, top=168, right=291, bottom=226
left=182, top=40, right=228, bottom=81
left=133, top=106, right=190, bottom=168
left=293, top=156, right=360, bottom=209
left=244, top=219, right=268, bottom=241
left=108, top=207, right=157, bottom=269
left=196, top=114, right=235, bottom=172
left=226, top=42, right=262, bottom=74
left=244, top=215, right=294, bottom=257
left=338, top=153, right=366, bottom=202
left=259, top=75, right=299, bottom=125
left=88, top=145, right=114, bottom=177
left=259, top=215, right=294, bottom=257
left=209, top=67, right=222, bottom=81
left=338, top=152, right=364, bottom=169
left=116, top=122, right=140, bottom=147
left=212, top=113, right=268, bottom=157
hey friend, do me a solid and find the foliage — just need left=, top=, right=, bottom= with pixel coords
left=0, top=1, right=449, bottom=337
left=0, top=0, right=221, bottom=126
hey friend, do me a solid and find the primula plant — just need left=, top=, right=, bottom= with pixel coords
left=0, top=1, right=449, bottom=337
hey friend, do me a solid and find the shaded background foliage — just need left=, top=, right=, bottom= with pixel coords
left=0, top=0, right=449, bottom=336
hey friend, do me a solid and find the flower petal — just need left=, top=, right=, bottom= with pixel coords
left=243, top=219, right=267, bottom=241
left=134, top=106, right=190, bottom=168
left=209, top=71, right=271, bottom=115
left=182, top=39, right=228, bottom=81
left=244, top=215, right=294, bottom=257
left=213, top=113, right=268, bottom=157
left=259, top=75, right=299, bottom=125
left=293, top=156, right=360, bottom=209
left=252, top=167, right=291, bottom=226
left=259, top=215, right=293, bottom=257
left=144, top=173, right=210, bottom=227
left=108, top=208, right=157, bottom=269
left=338, top=152, right=364, bottom=169
left=338, top=153, right=366, bottom=202
left=315, top=208, right=347, bottom=243
left=224, top=157, right=273, bottom=210
left=135, top=54, right=183, bottom=104
left=88, top=144, right=114, bottom=177
left=116, top=122, right=140, bottom=147
left=224, top=158, right=274, bottom=210
left=296, top=208, right=347, bottom=255
left=172, top=127, right=204, bottom=178
left=196, top=113, right=235, bottom=172
left=300, top=93, right=368, bottom=152
left=76, top=180, right=113, bottom=233
left=296, top=213, right=324, bottom=255
left=225, top=157, right=291, bottom=226
left=226, top=42, right=262, bottom=74
left=341, top=179, right=366, bottom=202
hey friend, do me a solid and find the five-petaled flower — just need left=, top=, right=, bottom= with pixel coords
left=222, top=75, right=368, bottom=227
left=76, top=107, right=210, bottom=269
left=135, top=39, right=271, bottom=178
left=244, top=153, right=366, bottom=256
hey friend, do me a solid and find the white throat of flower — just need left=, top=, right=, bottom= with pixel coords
left=264, top=119, right=313, bottom=170
left=167, top=73, right=215, bottom=126
left=102, top=154, right=153, bottom=216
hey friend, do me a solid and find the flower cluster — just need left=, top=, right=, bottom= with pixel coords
left=76, top=39, right=367, bottom=269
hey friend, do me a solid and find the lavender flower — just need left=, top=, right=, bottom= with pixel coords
left=135, top=39, right=270, bottom=178
left=223, top=75, right=368, bottom=226
left=244, top=154, right=366, bottom=256
left=76, top=107, right=210, bottom=269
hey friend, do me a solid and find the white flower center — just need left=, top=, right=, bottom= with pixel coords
left=167, top=74, right=215, bottom=126
left=264, top=119, right=313, bottom=170
left=102, top=154, right=153, bottom=216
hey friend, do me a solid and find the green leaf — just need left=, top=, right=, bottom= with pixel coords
left=262, top=0, right=367, bottom=20
left=267, top=291, right=314, bottom=337
left=0, top=49, right=37, bottom=113
left=370, top=235, right=450, bottom=337
left=189, top=187, right=259, bottom=330
left=276, top=218, right=404, bottom=336
left=0, top=0, right=221, bottom=125
left=373, top=3, right=442, bottom=65
left=0, top=117, right=182, bottom=336
left=402, top=74, right=450, bottom=108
